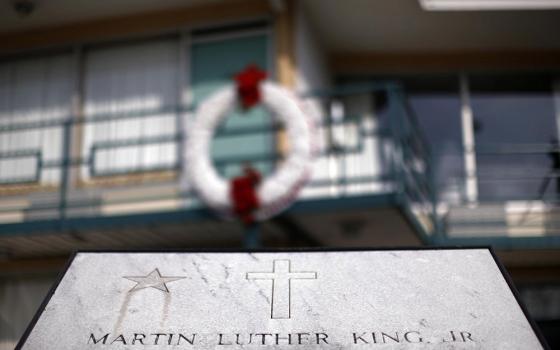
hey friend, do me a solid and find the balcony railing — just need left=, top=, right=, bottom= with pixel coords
left=436, top=143, right=560, bottom=248
left=4, top=82, right=558, bottom=249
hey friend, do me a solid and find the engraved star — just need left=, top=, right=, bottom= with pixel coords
left=124, top=268, right=185, bottom=293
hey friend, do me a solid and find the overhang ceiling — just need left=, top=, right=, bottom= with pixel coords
left=2, top=0, right=560, bottom=53
left=302, top=0, right=560, bottom=52
left=0, top=0, right=227, bottom=33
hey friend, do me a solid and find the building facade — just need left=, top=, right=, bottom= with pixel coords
left=0, top=0, right=559, bottom=348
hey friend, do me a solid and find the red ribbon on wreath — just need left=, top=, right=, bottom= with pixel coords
left=230, top=65, right=266, bottom=224
left=231, top=164, right=262, bottom=225
left=234, top=64, right=267, bottom=109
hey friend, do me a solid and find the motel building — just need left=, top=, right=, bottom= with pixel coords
left=0, top=0, right=559, bottom=348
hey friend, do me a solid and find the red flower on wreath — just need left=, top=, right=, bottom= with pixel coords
left=229, top=66, right=267, bottom=224
left=234, top=64, right=267, bottom=109
left=230, top=164, right=262, bottom=225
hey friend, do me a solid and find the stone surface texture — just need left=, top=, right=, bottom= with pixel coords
left=20, top=249, right=544, bottom=349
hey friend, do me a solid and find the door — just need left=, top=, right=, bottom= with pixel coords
left=190, top=32, right=273, bottom=178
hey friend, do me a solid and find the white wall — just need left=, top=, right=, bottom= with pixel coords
left=294, top=2, right=331, bottom=99
left=294, top=5, right=390, bottom=198
left=294, top=3, right=335, bottom=198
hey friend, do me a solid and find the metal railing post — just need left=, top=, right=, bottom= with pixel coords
left=387, top=87, right=406, bottom=204
left=392, top=86, right=443, bottom=242
left=244, top=223, right=261, bottom=249
left=59, top=119, right=72, bottom=228
left=428, top=151, right=444, bottom=243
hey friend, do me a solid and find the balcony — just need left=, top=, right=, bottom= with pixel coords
left=0, top=82, right=559, bottom=258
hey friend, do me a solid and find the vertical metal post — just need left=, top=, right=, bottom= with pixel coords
left=387, top=86, right=406, bottom=204
left=69, top=46, right=84, bottom=186
left=59, top=47, right=82, bottom=228
left=386, top=88, right=398, bottom=197
left=244, top=223, right=261, bottom=249
left=428, top=150, right=443, bottom=242
left=178, top=31, right=191, bottom=167
left=329, top=99, right=343, bottom=196
left=59, top=119, right=72, bottom=227
left=460, top=73, right=478, bottom=205
left=554, top=79, right=560, bottom=141
left=178, top=30, right=192, bottom=204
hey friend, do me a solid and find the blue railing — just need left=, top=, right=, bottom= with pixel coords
left=434, top=142, right=560, bottom=248
left=0, top=149, right=42, bottom=185
left=0, top=82, right=436, bottom=244
left=3, top=82, right=560, bottom=248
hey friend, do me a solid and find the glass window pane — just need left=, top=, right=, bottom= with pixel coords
left=0, top=54, right=72, bottom=186
left=82, top=39, right=179, bottom=178
left=403, top=75, right=464, bottom=202
left=470, top=74, right=557, bottom=200
left=191, top=33, right=271, bottom=178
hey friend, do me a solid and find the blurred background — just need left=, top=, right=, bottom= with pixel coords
left=0, top=0, right=560, bottom=348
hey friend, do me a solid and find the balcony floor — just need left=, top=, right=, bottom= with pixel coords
left=0, top=193, right=427, bottom=259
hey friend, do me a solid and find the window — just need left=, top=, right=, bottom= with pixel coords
left=0, top=54, right=73, bottom=186
left=404, top=75, right=464, bottom=202
left=190, top=32, right=272, bottom=178
left=470, top=73, right=557, bottom=200
left=0, top=23, right=273, bottom=193
left=82, top=39, right=179, bottom=179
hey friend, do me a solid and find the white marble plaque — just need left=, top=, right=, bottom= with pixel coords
left=17, top=248, right=547, bottom=349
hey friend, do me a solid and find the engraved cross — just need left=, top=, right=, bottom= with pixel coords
left=246, top=259, right=317, bottom=319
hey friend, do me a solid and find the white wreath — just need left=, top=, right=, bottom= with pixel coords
left=185, top=81, right=315, bottom=221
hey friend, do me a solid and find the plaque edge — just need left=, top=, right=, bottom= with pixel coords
left=15, top=246, right=550, bottom=350
left=14, top=251, right=78, bottom=350
left=487, top=248, right=551, bottom=350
